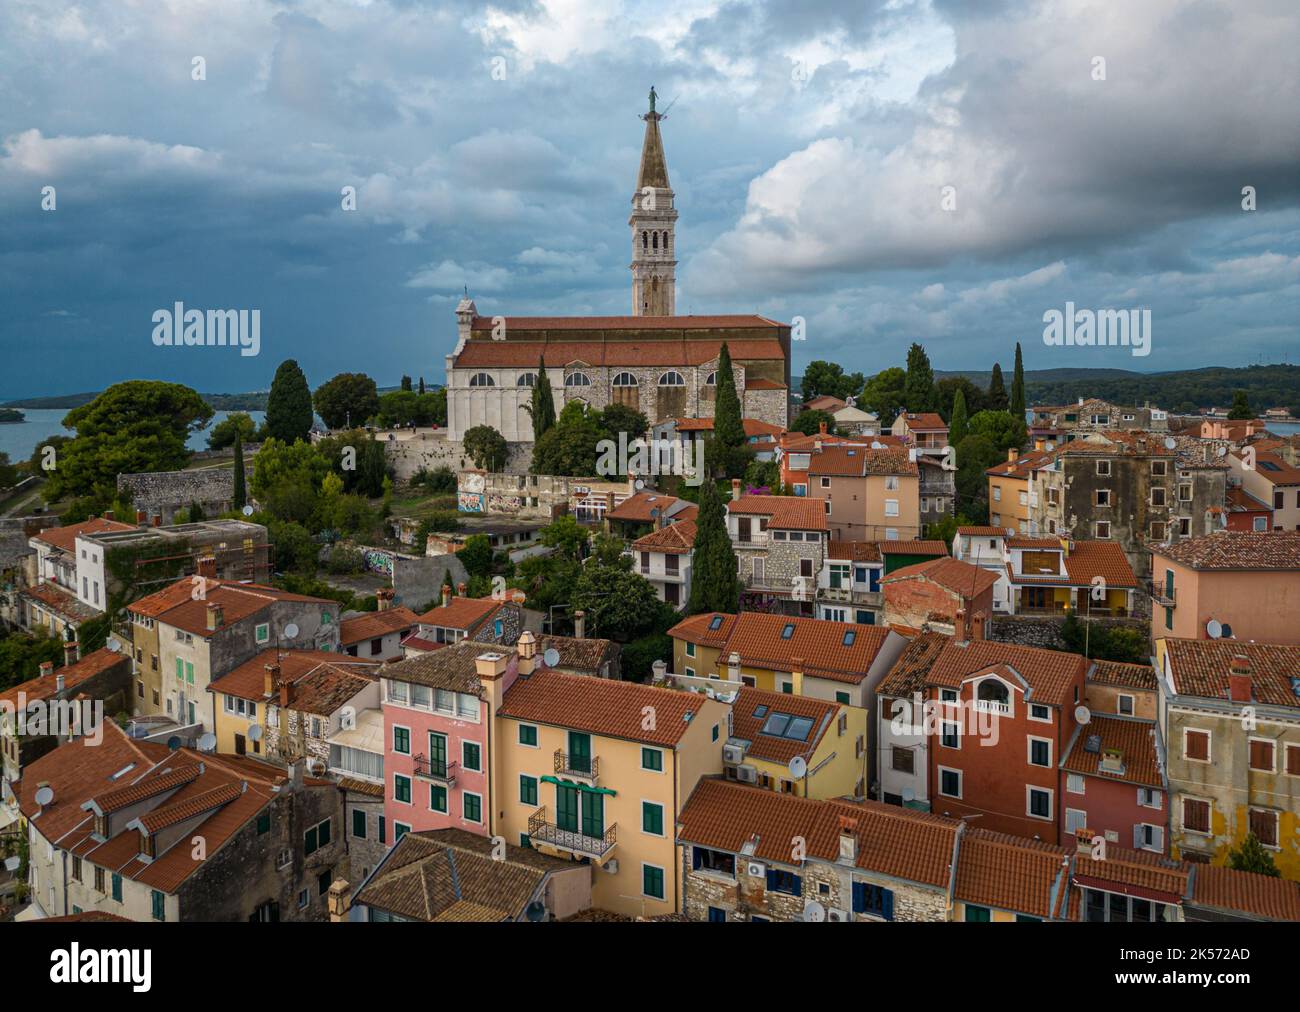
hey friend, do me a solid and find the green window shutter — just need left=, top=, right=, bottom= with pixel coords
left=352, top=809, right=366, bottom=839
left=185, top=661, right=194, bottom=685
left=111, top=873, right=122, bottom=902
left=643, top=865, right=664, bottom=900
left=520, top=775, right=537, bottom=806
left=642, top=802, right=663, bottom=835
left=430, top=785, right=447, bottom=812
left=305, top=826, right=318, bottom=855
left=519, top=725, right=537, bottom=746
left=836, top=692, right=850, bottom=704
left=379, top=816, right=386, bottom=844
left=464, top=793, right=482, bottom=822
left=395, top=822, right=409, bottom=842
left=580, top=791, right=604, bottom=838
left=394, top=727, right=409, bottom=753
left=395, top=775, right=410, bottom=803
left=319, top=819, right=331, bottom=848
left=556, top=785, right=579, bottom=832
left=151, top=890, right=165, bottom=920
left=641, top=747, right=662, bottom=771
left=176, top=657, right=184, bottom=680
left=463, top=741, right=481, bottom=771
left=256, top=812, right=270, bottom=835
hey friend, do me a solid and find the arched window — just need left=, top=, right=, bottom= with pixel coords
left=469, top=373, right=495, bottom=387
left=658, top=371, right=685, bottom=387
left=642, top=231, right=648, bottom=250
left=516, top=373, right=537, bottom=387
left=977, top=680, right=1009, bottom=704
left=663, top=231, right=670, bottom=253
left=612, top=372, right=639, bottom=387
left=704, top=372, right=717, bottom=386
left=652, top=232, right=658, bottom=251
left=565, top=372, right=591, bottom=387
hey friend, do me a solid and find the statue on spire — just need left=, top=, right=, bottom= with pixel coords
left=648, top=85, right=657, bottom=114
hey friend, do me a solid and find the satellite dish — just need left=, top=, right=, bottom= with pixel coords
left=634, top=479, right=645, bottom=490
left=1074, top=705, right=1092, bottom=725
left=197, top=733, right=217, bottom=753
left=248, top=724, right=263, bottom=742
left=542, top=648, right=561, bottom=669
left=166, top=736, right=182, bottom=751
left=802, top=901, right=826, bottom=923
left=34, top=786, right=54, bottom=807
left=1216, top=445, right=1227, bottom=457
left=525, top=900, right=547, bottom=923
left=283, top=623, right=300, bottom=640
left=242, top=505, right=255, bottom=516
left=106, top=635, right=122, bottom=653
left=1164, top=437, right=1176, bottom=450
left=870, top=441, right=883, bottom=450
left=901, top=786, right=915, bottom=803
left=788, top=755, right=808, bottom=779
left=3, top=856, right=19, bottom=872
left=1207, top=619, right=1223, bottom=639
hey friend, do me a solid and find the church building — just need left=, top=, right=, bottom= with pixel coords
left=443, top=90, right=791, bottom=442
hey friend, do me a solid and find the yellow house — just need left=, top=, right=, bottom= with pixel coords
left=1155, top=637, right=1300, bottom=880
left=985, top=447, right=1052, bottom=534
left=493, top=661, right=728, bottom=916
left=724, top=686, right=867, bottom=800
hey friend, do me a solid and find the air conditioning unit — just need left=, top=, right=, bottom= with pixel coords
left=602, top=859, right=619, bottom=874
left=747, top=862, right=764, bottom=878
left=826, top=908, right=851, bottom=923
left=735, top=764, right=758, bottom=784
left=722, top=743, right=747, bottom=765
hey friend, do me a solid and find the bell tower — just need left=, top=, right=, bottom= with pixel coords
left=629, top=86, right=677, bottom=316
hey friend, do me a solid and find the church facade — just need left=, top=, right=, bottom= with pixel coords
left=443, top=91, right=791, bottom=442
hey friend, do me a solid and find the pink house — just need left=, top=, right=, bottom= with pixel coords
left=381, top=635, right=526, bottom=842
left=1059, top=714, right=1168, bottom=855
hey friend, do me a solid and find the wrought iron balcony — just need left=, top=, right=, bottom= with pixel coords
left=554, top=749, right=599, bottom=782
left=413, top=755, right=458, bottom=786
left=527, top=806, right=617, bottom=861
left=1147, top=581, right=1176, bottom=607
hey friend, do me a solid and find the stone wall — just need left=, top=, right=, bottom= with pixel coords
left=392, top=554, right=469, bottom=613
left=117, top=468, right=252, bottom=524
left=384, top=432, right=532, bottom=481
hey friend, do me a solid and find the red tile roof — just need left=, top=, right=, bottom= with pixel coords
left=727, top=495, right=827, bottom=530
left=1089, top=660, right=1157, bottom=691
left=0, top=647, right=130, bottom=708
left=986, top=450, right=1053, bottom=480
left=730, top=687, right=840, bottom=764
left=744, top=377, right=787, bottom=391
left=882, top=558, right=999, bottom=598
left=1060, top=715, right=1163, bottom=788
left=1232, top=449, right=1300, bottom=486
left=928, top=639, right=1087, bottom=707
left=209, top=648, right=379, bottom=702
left=665, top=612, right=737, bottom=650
left=455, top=333, right=786, bottom=369
left=826, top=540, right=883, bottom=563
left=418, top=596, right=505, bottom=631
left=896, top=413, right=947, bottom=432
left=32, top=517, right=137, bottom=553
left=957, top=526, right=1013, bottom=537
left=877, top=540, right=948, bottom=557
left=877, top=631, right=950, bottom=698
left=128, top=579, right=335, bottom=637
left=1063, top=540, right=1138, bottom=589
left=1151, top=531, right=1300, bottom=570
left=1191, top=865, right=1300, bottom=921
left=631, top=520, right=697, bottom=555
left=806, top=446, right=917, bottom=477
left=607, top=492, right=681, bottom=523
left=1163, top=639, right=1300, bottom=707
left=955, top=829, right=1070, bottom=920
left=339, top=607, right=421, bottom=646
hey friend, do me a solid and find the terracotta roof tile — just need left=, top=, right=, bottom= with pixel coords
left=727, top=495, right=827, bottom=530
left=882, top=557, right=999, bottom=598
left=955, top=829, right=1070, bottom=919
left=826, top=540, right=882, bottom=563
left=1062, top=540, right=1138, bottom=589
left=339, top=607, right=421, bottom=646
left=665, top=612, right=737, bottom=650
left=209, top=648, right=379, bottom=702
left=1072, top=841, right=1189, bottom=902
left=896, top=413, right=947, bottom=432
left=1060, top=715, right=1163, bottom=788
left=1164, top=639, right=1300, bottom=707
left=807, top=446, right=918, bottom=477
left=877, top=632, right=950, bottom=698
left=1191, top=865, right=1300, bottom=921
left=32, top=517, right=136, bottom=553
left=928, top=639, right=1086, bottom=707
left=417, top=596, right=504, bottom=632
left=631, top=520, right=696, bottom=554
left=1151, top=530, right=1300, bottom=569
left=957, top=526, right=1013, bottom=537
left=20, top=582, right=99, bottom=623
left=877, top=540, right=948, bottom=556
left=381, top=639, right=498, bottom=695
left=730, top=687, right=840, bottom=764
left=1089, top=660, right=1157, bottom=691
left=138, top=782, right=245, bottom=833
left=607, top=492, right=681, bottom=523
left=0, top=647, right=130, bottom=708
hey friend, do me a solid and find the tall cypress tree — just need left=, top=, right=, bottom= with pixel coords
left=265, top=359, right=314, bottom=443
left=530, top=356, right=557, bottom=441
left=713, top=343, right=745, bottom=449
left=687, top=479, right=739, bottom=615
left=418, top=376, right=426, bottom=395
left=903, top=343, right=936, bottom=412
left=1010, top=342, right=1026, bottom=419
left=231, top=432, right=247, bottom=510
left=987, top=363, right=1009, bottom=412
left=949, top=388, right=968, bottom=445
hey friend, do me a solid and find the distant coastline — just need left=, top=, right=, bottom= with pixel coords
left=1, top=384, right=424, bottom=412
left=0, top=408, right=24, bottom=423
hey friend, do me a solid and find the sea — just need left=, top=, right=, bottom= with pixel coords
left=0, top=408, right=267, bottom=462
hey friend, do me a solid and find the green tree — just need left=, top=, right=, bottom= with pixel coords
left=528, top=356, right=557, bottom=441
left=0, top=452, right=18, bottom=490
left=265, top=360, right=314, bottom=443
left=464, top=424, right=510, bottom=471
left=400, top=375, right=413, bottom=392
left=231, top=432, right=247, bottom=512
left=800, top=361, right=865, bottom=403
left=949, top=388, right=969, bottom=445
left=531, top=402, right=603, bottom=476
left=967, top=410, right=1027, bottom=452
left=1228, top=833, right=1280, bottom=877
left=355, top=438, right=389, bottom=498
left=375, top=389, right=442, bottom=428
left=954, top=434, right=1002, bottom=524
left=936, top=376, right=985, bottom=420
left=457, top=534, right=494, bottom=580
left=540, top=515, right=589, bottom=560
left=713, top=343, right=746, bottom=450
left=1011, top=342, right=1026, bottom=419
left=1227, top=390, right=1253, bottom=420
left=790, top=409, right=837, bottom=436
left=313, top=372, right=380, bottom=430
left=0, top=633, right=66, bottom=692
left=687, top=479, right=740, bottom=614
left=571, top=560, right=661, bottom=642
left=987, top=363, right=1009, bottom=412
left=903, top=343, right=936, bottom=412
left=859, top=367, right=907, bottom=426
left=599, top=402, right=649, bottom=442
left=418, top=377, right=426, bottom=395
left=207, top=411, right=257, bottom=450
left=44, top=381, right=212, bottom=506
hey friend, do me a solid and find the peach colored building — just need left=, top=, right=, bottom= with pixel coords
left=1148, top=531, right=1300, bottom=644
left=805, top=446, right=921, bottom=541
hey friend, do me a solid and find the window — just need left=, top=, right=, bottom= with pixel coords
left=612, top=372, right=638, bottom=387
left=1095, top=521, right=1111, bottom=538
left=658, top=371, right=685, bottom=387
left=939, top=767, right=962, bottom=798
left=941, top=689, right=958, bottom=704
left=430, top=785, right=447, bottom=812
left=642, top=747, right=663, bottom=772
left=1118, top=694, right=1134, bottom=716
left=940, top=722, right=960, bottom=749
left=462, top=741, right=481, bottom=772
left=1067, top=773, right=1086, bottom=794
left=520, top=775, right=538, bottom=805
left=1286, top=744, right=1300, bottom=777
left=1029, top=703, right=1051, bottom=722
left=642, top=802, right=665, bottom=836
left=884, top=499, right=899, bottom=517
left=517, top=372, right=537, bottom=387
left=1096, top=460, right=1111, bottom=476
left=1029, top=738, right=1051, bottom=767
left=352, top=809, right=367, bottom=839
left=565, top=372, right=591, bottom=387
left=765, top=868, right=802, bottom=896
left=1151, top=460, right=1167, bottom=476
left=111, top=873, right=122, bottom=902
left=94, top=866, right=105, bottom=892
left=298, top=888, right=310, bottom=910
left=394, top=822, right=410, bottom=842
left=1249, top=808, right=1279, bottom=848
left=394, top=774, right=412, bottom=805
left=468, top=372, right=495, bottom=386
left=151, top=890, right=165, bottom=921
left=463, top=792, right=482, bottom=823
left=1182, top=797, right=1211, bottom=834
left=964, top=905, right=991, bottom=922
left=1178, top=483, right=1193, bottom=502
left=257, top=811, right=271, bottom=834
left=643, top=863, right=666, bottom=900
left=393, top=726, right=410, bottom=754
left=518, top=724, right=538, bottom=747
left=1150, top=487, right=1166, bottom=507
left=1095, top=489, right=1111, bottom=507
left=1027, top=787, right=1053, bottom=820
left=1248, top=738, right=1275, bottom=772
left=1137, top=787, right=1162, bottom=809
left=1184, top=729, right=1210, bottom=762
left=255, top=623, right=270, bottom=644
left=891, top=747, right=914, bottom=775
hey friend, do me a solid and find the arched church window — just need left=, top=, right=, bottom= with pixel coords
left=612, top=372, right=639, bottom=387
left=652, top=232, right=659, bottom=251
left=704, top=372, right=717, bottom=386
left=469, top=373, right=495, bottom=387
left=663, top=232, right=670, bottom=253
left=658, top=371, right=685, bottom=387
left=517, top=373, right=537, bottom=387
left=565, top=372, right=592, bottom=387
left=642, top=231, right=648, bottom=250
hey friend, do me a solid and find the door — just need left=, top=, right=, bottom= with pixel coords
left=568, top=732, right=591, bottom=774
left=556, top=784, right=579, bottom=832
left=738, top=517, right=752, bottom=542
left=580, top=791, right=604, bottom=839
left=665, top=582, right=679, bottom=606
left=234, top=734, right=246, bottom=756
left=752, top=557, right=765, bottom=585
left=429, top=732, right=448, bottom=776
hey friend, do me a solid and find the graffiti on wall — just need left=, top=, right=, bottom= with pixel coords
left=363, top=549, right=395, bottom=576
left=458, top=492, right=486, bottom=513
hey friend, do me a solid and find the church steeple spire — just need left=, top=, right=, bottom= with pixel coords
left=630, top=86, right=678, bottom=316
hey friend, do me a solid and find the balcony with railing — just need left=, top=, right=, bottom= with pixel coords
left=1147, top=581, right=1176, bottom=607
left=528, top=806, right=617, bottom=862
left=554, top=749, right=599, bottom=784
left=413, top=754, right=458, bottom=786
left=819, top=584, right=882, bottom=606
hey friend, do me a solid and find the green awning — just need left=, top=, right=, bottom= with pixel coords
left=542, top=775, right=617, bottom=797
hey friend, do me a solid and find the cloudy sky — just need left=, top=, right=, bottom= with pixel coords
left=2, top=0, right=1297, bottom=399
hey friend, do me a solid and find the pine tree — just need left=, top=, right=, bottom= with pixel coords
left=418, top=376, right=426, bottom=395
left=265, top=360, right=314, bottom=443
left=530, top=356, right=557, bottom=441
left=903, top=343, right=936, bottom=413
left=1227, top=390, right=1252, bottom=420
left=987, top=363, right=1009, bottom=412
left=1228, top=833, right=1280, bottom=877
left=687, top=480, right=740, bottom=615
left=1011, top=342, right=1026, bottom=419
left=401, top=375, right=413, bottom=391
left=231, top=432, right=247, bottom=511
left=713, top=343, right=745, bottom=450
left=949, top=388, right=968, bottom=445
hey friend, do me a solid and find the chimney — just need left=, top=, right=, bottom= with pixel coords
left=651, top=658, right=667, bottom=683
left=56, top=670, right=66, bottom=692
left=328, top=879, right=351, bottom=923
left=205, top=602, right=224, bottom=631
left=1007, top=447, right=1018, bottom=463
left=39, top=660, right=54, bottom=679
left=280, top=678, right=293, bottom=708
left=376, top=588, right=394, bottom=612
left=152, top=514, right=162, bottom=527
left=727, top=651, right=741, bottom=682
left=573, top=609, right=586, bottom=639
left=1228, top=655, right=1252, bottom=703
left=479, top=651, right=520, bottom=711
left=730, top=479, right=741, bottom=501
left=197, top=556, right=217, bottom=580
left=516, top=630, right=537, bottom=674
left=954, top=608, right=968, bottom=644
left=1034, top=439, right=1046, bottom=451
left=819, top=421, right=827, bottom=435
left=456, top=582, right=467, bottom=598
left=102, top=510, right=114, bottom=521
left=969, top=610, right=985, bottom=642
left=837, top=816, right=858, bottom=863
left=263, top=663, right=281, bottom=697
left=789, top=656, right=804, bottom=696
left=441, top=583, right=451, bottom=608
left=1074, top=827, right=1095, bottom=857
left=136, top=510, right=147, bottom=526
left=63, top=638, right=79, bottom=666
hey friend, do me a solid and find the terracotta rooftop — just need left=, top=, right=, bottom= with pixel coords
left=877, top=631, right=950, bottom=698
left=1150, top=531, right=1300, bottom=570
left=500, top=668, right=715, bottom=747
left=1226, top=486, right=1272, bottom=512
left=631, top=519, right=697, bottom=555
left=730, top=687, right=839, bottom=764
left=954, top=829, right=1071, bottom=920
left=727, top=494, right=828, bottom=530
left=339, top=607, right=421, bottom=646
left=985, top=450, right=1053, bottom=480
left=929, top=639, right=1087, bottom=708
left=209, top=648, right=379, bottom=703
left=669, top=611, right=893, bottom=685
left=455, top=333, right=786, bottom=370
left=31, top=517, right=136, bottom=554
left=1163, top=639, right=1300, bottom=707
left=1060, top=715, right=1164, bottom=788
left=803, top=395, right=846, bottom=412
left=806, top=445, right=918, bottom=477
left=896, top=412, right=947, bottom=432
left=418, top=596, right=506, bottom=631
left=1089, top=660, right=1157, bottom=691
left=536, top=634, right=620, bottom=676
left=957, top=526, right=1013, bottom=538
left=1072, top=841, right=1189, bottom=902
left=128, top=579, right=335, bottom=637
left=20, top=582, right=99, bottom=623
left=1062, top=540, right=1138, bottom=589
left=282, top=663, right=376, bottom=717
left=607, top=491, right=681, bottom=523
left=826, top=540, right=883, bottom=564
left=0, top=647, right=129, bottom=708
left=877, top=540, right=948, bottom=557
left=381, top=639, right=499, bottom=695
left=881, top=558, right=999, bottom=598
left=1190, top=865, right=1300, bottom=921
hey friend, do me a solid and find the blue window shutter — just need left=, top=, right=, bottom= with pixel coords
left=692, top=848, right=703, bottom=870
left=882, top=889, right=894, bottom=921
left=792, top=873, right=803, bottom=897
left=766, top=868, right=777, bottom=891
left=852, top=882, right=865, bottom=913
